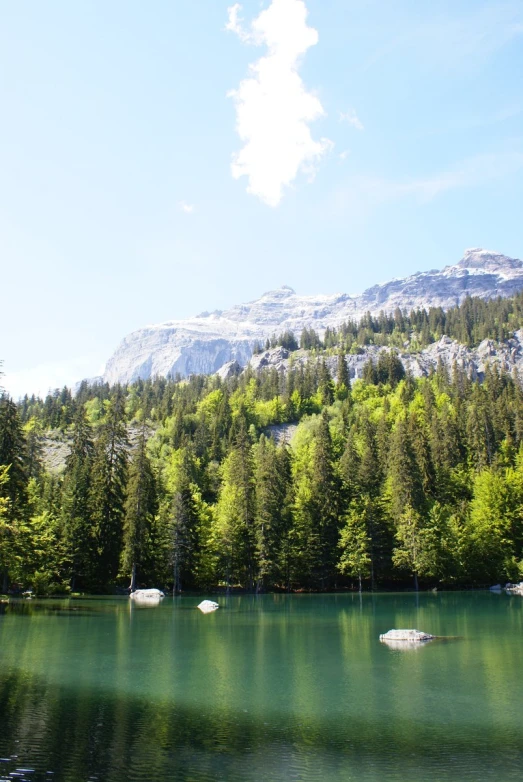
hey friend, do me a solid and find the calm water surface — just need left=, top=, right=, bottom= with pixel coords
left=0, top=593, right=522, bottom=781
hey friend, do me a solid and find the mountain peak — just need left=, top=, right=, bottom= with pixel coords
left=102, top=249, right=523, bottom=386
left=457, top=248, right=518, bottom=269
left=260, top=285, right=296, bottom=299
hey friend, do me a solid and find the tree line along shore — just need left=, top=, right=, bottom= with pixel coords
left=2, top=292, right=523, bottom=594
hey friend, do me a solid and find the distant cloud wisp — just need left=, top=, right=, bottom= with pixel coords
left=179, top=202, right=195, bottom=214
left=339, top=109, right=364, bottom=131
left=227, top=0, right=332, bottom=207
left=334, top=150, right=523, bottom=217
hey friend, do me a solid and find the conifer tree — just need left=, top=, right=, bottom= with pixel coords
left=309, top=411, right=340, bottom=587
left=0, top=395, right=28, bottom=520
left=88, top=395, right=129, bottom=588
left=61, top=407, right=95, bottom=590
left=214, top=423, right=255, bottom=590
left=162, top=447, right=201, bottom=593
left=387, top=416, right=424, bottom=520
left=253, top=435, right=287, bottom=591
left=392, top=505, right=441, bottom=591
left=338, top=498, right=372, bottom=591
left=121, top=427, right=158, bottom=591
left=318, top=360, right=334, bottom=406
left=336, top=352, right=351, bottom=400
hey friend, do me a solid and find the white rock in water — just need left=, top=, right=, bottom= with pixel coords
left=198, top=600, right=219, bottom=613
left=379, top=629, right=435, bottom=642
left=380, top=638, right=432, bottom=652
left=130, top=588, right=165, bottom=600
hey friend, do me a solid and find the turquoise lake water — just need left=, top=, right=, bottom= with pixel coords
left=0, top=592, right=522, bottom=781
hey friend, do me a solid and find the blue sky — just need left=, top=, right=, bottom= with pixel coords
left=1, top=0, right=522, bottom=397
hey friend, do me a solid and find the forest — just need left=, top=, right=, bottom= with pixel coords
left=2, top=292, right=523, bottom=595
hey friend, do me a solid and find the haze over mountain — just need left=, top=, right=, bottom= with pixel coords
left=102, top=248, right=523, bottom=386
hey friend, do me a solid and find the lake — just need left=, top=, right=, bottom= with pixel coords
left=0, top=593, right=522, bottom=781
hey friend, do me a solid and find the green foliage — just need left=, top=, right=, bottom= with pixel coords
left=5, top=291, right=523, bottom=594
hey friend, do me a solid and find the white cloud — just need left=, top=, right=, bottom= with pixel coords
left=339, top=109, right=364, bottom=131
left=179, top=201, right=195, bottom=214
left=339, top=150, right=350, bottom=161
left=225, top=3, right=248, bottom=40
left=227, top=1, right=332, bottom=207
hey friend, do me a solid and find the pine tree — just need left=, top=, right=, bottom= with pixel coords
left=121, top=427, right=158, bottom=591
left=0, top=465, right=14, bottom=592
left=253, top=435, right=288, bottom=591
left=162, top=447, right=201, bottom=594
left=309, top=411, right=341, bottom=587
left=88, top=395, right=129, bottom=588
left=387, top=416, right=424, bottom=520
left=61, top=407, right=95, bottom=590
left=336, top=352, right=351, bottom=400
left=318, top=360, right=334, bottom=406
left=213, top=424, right=255, bottom=590
left=0, top=395, right=28, bottom=520
left=339, top=428, right=361, bottom=501
left=338, top=498, right=372, bottom=591
left=392, top=505, right=441, bottom=591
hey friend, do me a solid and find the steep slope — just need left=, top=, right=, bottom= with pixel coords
left=247, top=330, right=523, bottom=385
left=102, top=248, right=523, bottom=385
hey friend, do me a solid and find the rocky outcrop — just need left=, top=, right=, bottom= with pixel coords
left=215, top=360, right=242, bottom=380
left=245, top=330, right=523, bottom=384
left=100, top=249, right=523, bottom=386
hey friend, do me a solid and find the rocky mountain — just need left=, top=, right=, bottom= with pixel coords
left=245, top=330, right=523, bottom=385
left=102, top=248, right=523, bottom=385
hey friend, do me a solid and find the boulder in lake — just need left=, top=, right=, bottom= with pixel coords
left=198, top=600, right=219, bottom=613
left=130, top=588, right=165, bottom=601
left=379, top=629, right=435, bottom=643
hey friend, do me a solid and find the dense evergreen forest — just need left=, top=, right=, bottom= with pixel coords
left=2, top=292, right=523, bottom=595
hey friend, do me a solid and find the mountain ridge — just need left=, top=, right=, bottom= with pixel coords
left=101, top=248, right=523, bottom=386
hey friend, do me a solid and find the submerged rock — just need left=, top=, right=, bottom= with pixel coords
left=198, top=600, right=219, bottom=614
left=379, top=629, right=435, bottom=643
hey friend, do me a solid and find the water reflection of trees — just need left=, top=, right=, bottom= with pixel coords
left=0, top=594, right=522, bottom=781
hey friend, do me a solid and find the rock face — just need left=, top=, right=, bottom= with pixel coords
left=102, top=249, right=523, bottom=385
left=247, top=330, right=523, bottom=384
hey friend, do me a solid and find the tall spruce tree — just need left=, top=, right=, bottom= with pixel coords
left=253, top=435, right=288, bottom=591
left=88, top=394, right=129, bottom=588
left=163, top=447, right=201, bottom=594
left=336, top=352, right=351, bottom=400
left=214, top=423, right=255, bottom=590
left=309, top=411, right=340, bottom=587
left=61, top=407, right=95, bottom=590
left=121, top=427, right=158, bottom=591
left=0, top=395, right=28, bottom=520
left=338, top=497, right=373, bottom=592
